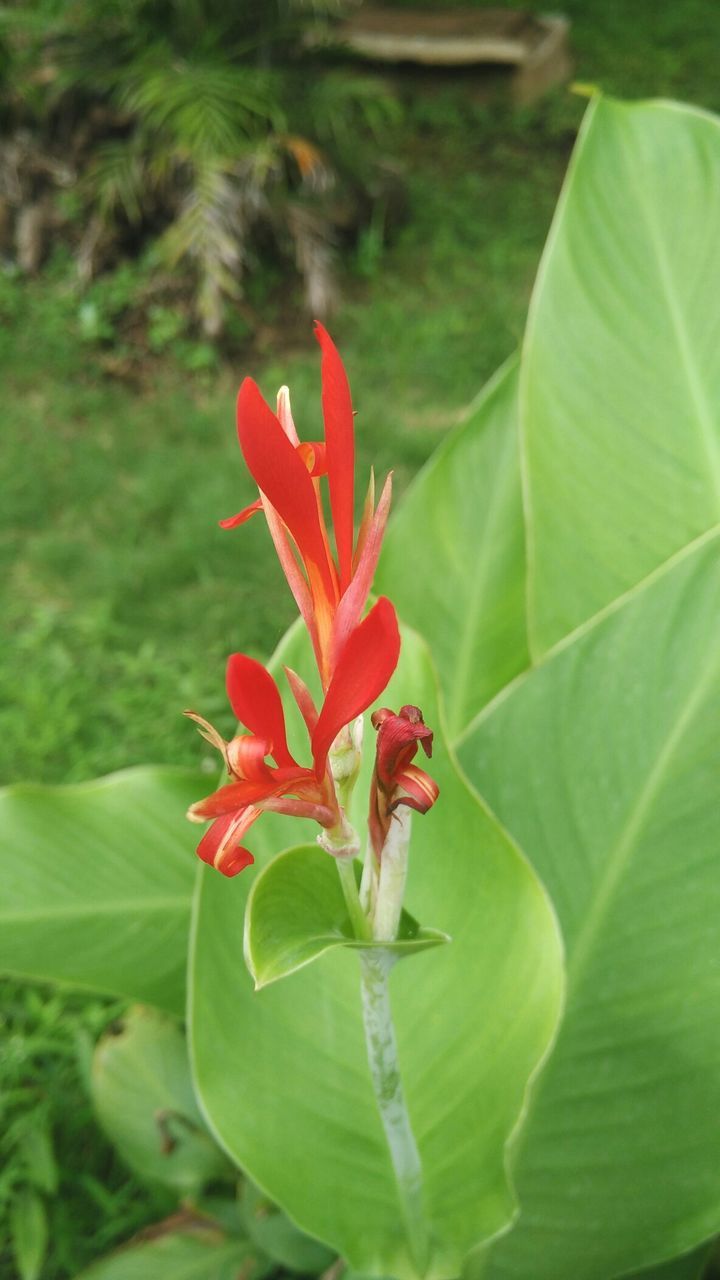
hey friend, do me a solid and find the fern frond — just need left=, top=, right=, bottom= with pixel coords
left=118, top=58, right=285, bottom=155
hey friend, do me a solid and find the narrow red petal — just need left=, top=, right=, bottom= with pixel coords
left=196, top=812, right=257, bottom=876
left=331, top=471, right=392, bottom=670
left=284, top=665, right=320, bottom=734
left=236, top=379, right=335, bottom=603
left=189, top=779, right=281, bottom=820
left=219, top=497, right=263, bottom=530
left=226, top=654, right=295, bottom=767
left=315, top=324, right=355, bottom=592
left=312, top=597, right=400, bottom=776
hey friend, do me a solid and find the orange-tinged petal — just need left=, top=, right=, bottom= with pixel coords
left=332, top=471, right=392, bottom=670
left=219, top=497, right=263, bottom=530
left=236, top=379, right=336, bottom=605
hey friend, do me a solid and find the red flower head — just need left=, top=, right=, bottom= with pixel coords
left=187, top=598, right=400, bottom=875
left=368, top=705, right=439, bottom=860
left=221, top=324, right=392, bottom=690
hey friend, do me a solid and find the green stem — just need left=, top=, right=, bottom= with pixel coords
left=360, top=950, right=430, bottom=1276
left=336, top=857, right=371, bottom=941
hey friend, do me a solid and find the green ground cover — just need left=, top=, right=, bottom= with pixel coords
left=2, top=0, right=720, bottom=1275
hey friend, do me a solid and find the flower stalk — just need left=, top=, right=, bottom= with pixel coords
left=360, top=949, right=429, bottom=1276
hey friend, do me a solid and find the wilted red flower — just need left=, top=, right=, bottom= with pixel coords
left=221, top=324, right=392, bottom=690
left=188, top=598, right=400, bottom=875
left=368, top=705, right=439, bottom=859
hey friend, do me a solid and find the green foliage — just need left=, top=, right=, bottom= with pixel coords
left=0, top=0, right=402, bottom=336
left=190, top=624, right=564, bottom=1279
left=91, top=1007, right=232, bottom=1193
left=0, top=980, right=175, bottom=1279
left=0, top=767, right=204, bottom=1012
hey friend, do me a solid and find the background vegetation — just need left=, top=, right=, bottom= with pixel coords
left=2, top=0, right=720, bottom=1276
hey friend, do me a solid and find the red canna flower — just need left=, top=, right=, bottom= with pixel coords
left=221, top=324, right=392, bottom=690
left=368, top=705, right=439, bottom=860
left=187, top=598, right=400, bottom=875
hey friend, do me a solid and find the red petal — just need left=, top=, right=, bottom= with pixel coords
left=312, top=597, right=400, bottom=776
left=332, top=471, right=392, bottom=670
left=389, top=763, right=439, bottom=815
left=315, top=324, right=355, bottom=592
left=284, top=665, right=320, bottom=734
left=189, top=779, right=280, bottom=820
left=226, top=654, right=295, bottom=767
left=374, top=707, right=433, bottom=789
left=237, top=379, right=336, bottom=604
left=219, top=497, right=263, bottom=530
left=196, top=812, right=257, bottom=876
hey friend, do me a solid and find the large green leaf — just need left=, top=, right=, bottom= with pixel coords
left=377, top=358, right=527, bottom=738
left=91, top=1005, right=231, bottom=1192
left=522, top=96, right=720, bottom=655
left=629, top=1243, right=714, bottom=1280
left=189, top=625, right=564, bottom=1280
left=0, top=767, right=203, bottom=1014
left=459, top=531, right=720, bottom=1280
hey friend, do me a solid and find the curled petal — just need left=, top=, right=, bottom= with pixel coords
left=296, top=440, right=328, bottom=477
left=315, top=323, right=355, bottom=592
left=196, top=811, right=257, bottom=876
left=312, top=597, right=400, bottom=777
left=373, top=704, right=434, bottom=789
left=226, top=654, right=295, bottom=768
left=226, top=734, right=275, bottom=782
left=219, top=498, right=263, bottom=530
left=388, top=763, right=440, bottom=816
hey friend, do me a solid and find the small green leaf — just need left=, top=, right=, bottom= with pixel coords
left=73, top=1219, right=267, bottom=1280
left=244, top=844, right=449, bottom=989
left=11, top=1188, right=47, bottom=1280
left=91, top=1006, right=232, bottom=1194
left=240, top=1179, right=336, bottom=1272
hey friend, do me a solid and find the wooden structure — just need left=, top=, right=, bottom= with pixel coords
left=334, top=8, right=572, bottom=106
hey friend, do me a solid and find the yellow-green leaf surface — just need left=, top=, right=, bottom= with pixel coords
left=245, top=843, right=449, bottom=989
left=189, top=625, right=564, bottom=1280
left=460, top=532, right=720, bottom=1280
left=92, top=1006, right=231, bottom=1193
left=522, top=96, right=720, bottom=655
left=377, top=359, right=527, bottom=738
left=0, top=767, right=203, bottom=1014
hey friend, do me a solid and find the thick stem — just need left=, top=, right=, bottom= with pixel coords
left=336, top=856, right=371, bottom=941
left=360, top=950, right=429, bottom=1276
left=373, top=807, right=412, bottom=942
